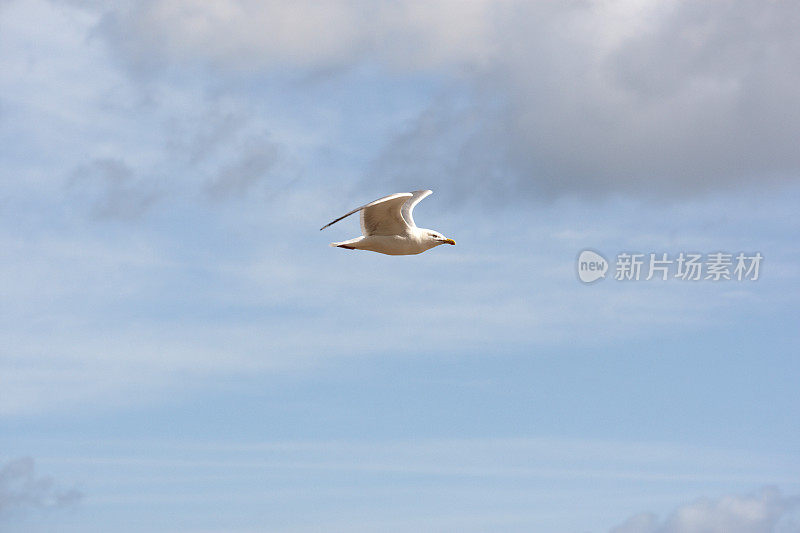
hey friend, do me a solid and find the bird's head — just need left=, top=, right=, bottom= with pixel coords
left=425, top=230, right=456, bottom=246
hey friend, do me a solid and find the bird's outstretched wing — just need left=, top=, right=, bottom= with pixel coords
left=401, top=190, right=432, bottom=228
left=320, top=192, right=413, bottom=235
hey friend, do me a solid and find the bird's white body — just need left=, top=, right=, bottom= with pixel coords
left=332, top=228, right=443, bottom=255
left=320, top=190, right=455, bottom=256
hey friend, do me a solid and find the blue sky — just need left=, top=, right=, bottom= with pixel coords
left=1, top=1, right=799, bottom=532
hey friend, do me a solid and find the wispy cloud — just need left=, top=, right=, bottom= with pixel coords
left=12, top=438, right=799, bottom=531
left=1, top=182, right=796, bottom=415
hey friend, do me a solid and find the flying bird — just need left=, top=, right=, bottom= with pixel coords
left=320, top=190, right=456, bottom=255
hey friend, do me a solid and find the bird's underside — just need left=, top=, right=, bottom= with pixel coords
left=320, top=190, right=455, bottom=256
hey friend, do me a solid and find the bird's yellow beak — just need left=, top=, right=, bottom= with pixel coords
left=444, top=238, right=456, bottom=245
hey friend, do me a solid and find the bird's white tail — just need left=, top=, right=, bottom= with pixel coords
left=330, top=237, right=363, bottom=250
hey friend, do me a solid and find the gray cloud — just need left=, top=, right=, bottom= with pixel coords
left=204, top=136, right=281, bottom=200
left=78, top=1, right=800, bottom=200
left=366, top=86, right=513, bottom=206
left=0, top=457, right=82, bottom=515
left=67, top=106, right=285, bottom=218
left=161, top=103, right=284, bottom=201
left=375, top=0, right=800, bottom=200
left=179, top=111, right=248, bottom=167
left=70, top=157, right=160, bottom=220
left=610, top=487, right=800, bottom=533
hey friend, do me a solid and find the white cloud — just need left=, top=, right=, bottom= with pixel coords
left=610, top=487, right=800, bottom=533
left=96, top=0, right=496, bottom=73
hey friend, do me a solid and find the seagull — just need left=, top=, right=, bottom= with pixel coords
left=320, top=190, right=456, bottom=255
